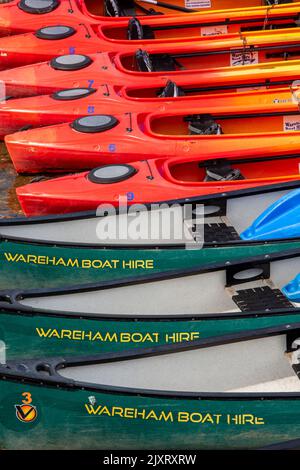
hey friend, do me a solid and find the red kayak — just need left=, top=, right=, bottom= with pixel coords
left=4, top=35, right=300, bottom=98
left=2, top=16, right=300, bottom=69
left=0, top=1, right=299, bottom=37
left=6, top=108, right=300, bottom=173
left=0, top=84, right=298, bottom=138
left=16, top=155, right=300, bottom=216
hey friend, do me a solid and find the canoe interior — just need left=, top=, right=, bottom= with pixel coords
left=59, top=333, right=300, bottom=393
left=103, top=15, right=300, bottom=41
left=84, top=0, right=268, bottom=17
left=19, top=254, right=300, bottom=315
left=0, top=189, right=293, bottom=243
left=121, top=42, right=300, bottom=72
left=150, top=112, right=300, bottom=135
left=165, top=157, right=300, bottom=182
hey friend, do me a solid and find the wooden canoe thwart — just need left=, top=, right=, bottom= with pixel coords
left=2, top=325, right=300, bottom=449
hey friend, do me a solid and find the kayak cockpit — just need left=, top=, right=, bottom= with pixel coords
left=82, top=0, right=194, bottom=17
left=149, top=111, right=300, bottom=136
left=119, top=42, right=300, bottom=74
left=161, top=156, right=300, bottom=185
left=101, top=13, right=300, bottom=42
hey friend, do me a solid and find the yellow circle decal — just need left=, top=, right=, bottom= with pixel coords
left=15, top=404, right=37, bottom=423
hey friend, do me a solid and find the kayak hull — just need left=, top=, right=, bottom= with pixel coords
left=1, top=0, right=300, bottom=37
left=0, top=85, right=297, bottom=140
left=5, top=47, right=300, bottom=99
left=1, top=27, right=300, bottom=69
left=15, top=157, right=300, bottom=216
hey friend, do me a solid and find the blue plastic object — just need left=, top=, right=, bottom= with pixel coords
left=241, top=189, right=300, bottom=241
left=282, top=274, right=300, bottom=303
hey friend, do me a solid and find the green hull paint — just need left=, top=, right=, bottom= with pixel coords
left=2, top=311, right=300, bottom=359
left=0, top=239, right=300, bottom=289
left=0, top=379, right=299, bottom=450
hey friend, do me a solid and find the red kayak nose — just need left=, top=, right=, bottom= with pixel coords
left=0, top=53, right=104, bottom=98
left=0, top=26, right=101, bottom=69
left=16, top=160, right=166, bottom=216
left=0, top=0, right=97, bottom=37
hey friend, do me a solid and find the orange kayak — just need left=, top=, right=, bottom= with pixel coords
left=6, top=107, right=300, bottom=173
left=4, top=35, right=300, bottom=98
left=2, top=14, right=300, bottom=68
left=0, top=1, right=300, bottom=37
left=0, top=84, right=298, bottom=138
left=16, top=154, right=300, bottom=216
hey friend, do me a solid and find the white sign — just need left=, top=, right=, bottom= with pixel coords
left=230, top=50, right=259, bottom=67
left=185, top=0, right=211, bottom=9
left=283, top=115, right=300, bottom=132
left=201, top=25, right=228, bottom=37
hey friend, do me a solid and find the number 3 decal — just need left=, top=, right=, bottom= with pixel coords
left=22, top=392, right=32, bottom=405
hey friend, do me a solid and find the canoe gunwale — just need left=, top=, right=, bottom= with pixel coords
left=3, top=323, right=300, bottom=400
left=2, top=230, right=300, bottom=250
left=1, top=246, right=300, bottom=321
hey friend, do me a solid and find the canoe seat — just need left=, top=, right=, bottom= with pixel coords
left=264, top=0, right=293, bottom=4
left=127, top=18, right=155, bottom=40
left=199, top=159, right=245, bottom=182
left=135, top=49, right=181, bottom=72
left=185, top=114, right=223, bottom=136
left=105, top=0, right=136, bottom=16
left=202, top=223, right=240, bottom=243
left=158, top=80, right=185, bottom=98
left=232, top=286, right=295, bottom=312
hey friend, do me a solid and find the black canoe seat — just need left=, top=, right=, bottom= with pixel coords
left=185, top=114, right=223, bottom=136
left=264, top=0, right=293, bottom=4
left=233, top=286, right=295, bottom=312
left=135, top=49, right=183, bottom=72
left=127, top=18, right=155, bottom=40
left=105, top=0, right=136, bottom=16
left=158, top=80, right=185, bottom=98
left=198, top=159, right=245, bottom=182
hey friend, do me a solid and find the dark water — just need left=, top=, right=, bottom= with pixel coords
left=0, top=143, right=35, bottom=217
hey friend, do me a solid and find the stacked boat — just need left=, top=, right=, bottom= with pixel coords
left=3, top=0, right=300, bottom=450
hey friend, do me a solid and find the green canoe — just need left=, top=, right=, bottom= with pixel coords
left=2, top=248, right=300, bottom=358
left=0, top=236, right=300, bottom=290
left=1, top=181, right=300, bottom=289
left=2, top=325, right=300, bottom=449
